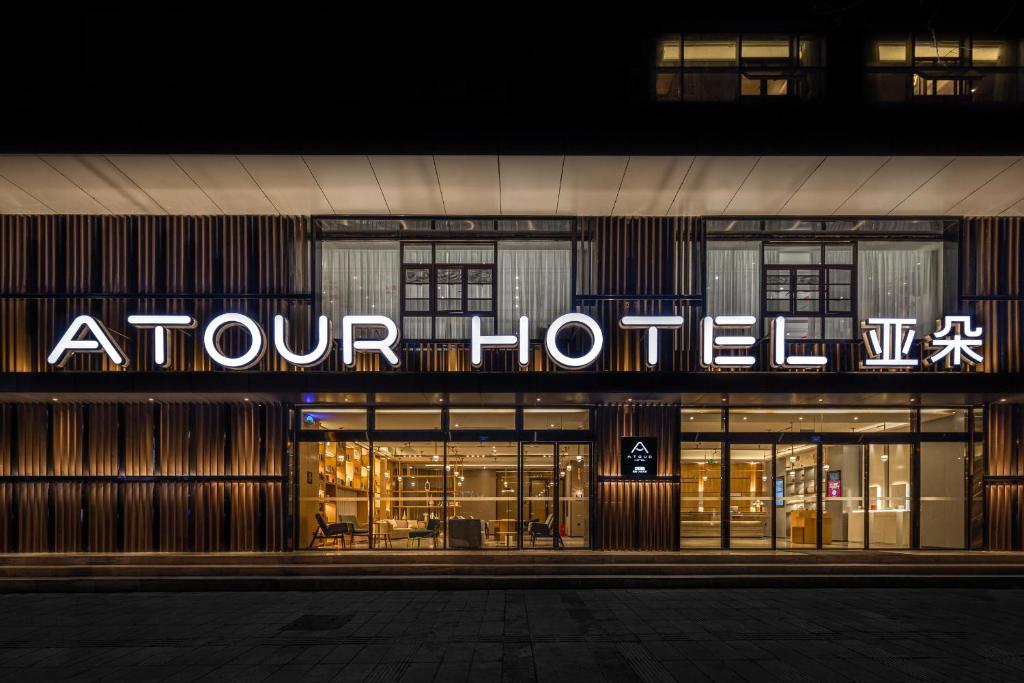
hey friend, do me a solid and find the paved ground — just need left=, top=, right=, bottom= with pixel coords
left=2, top=588, right=1024, bottom=681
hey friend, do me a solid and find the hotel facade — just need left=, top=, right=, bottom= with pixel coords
left=2, top=26, right=1024, bottom=555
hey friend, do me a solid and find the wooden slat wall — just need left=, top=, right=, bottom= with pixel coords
left=576, top=217, right=702, bottom=296
left=594, top=404, right=680, bottom=550
left=964, top=219, right=1024, bottom=549
left=0, top=215, right=311, bottom=373
left=0, top=401, right=289, bottom=553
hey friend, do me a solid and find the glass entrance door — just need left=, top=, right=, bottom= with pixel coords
left=521, top=442, right=591, bottom=549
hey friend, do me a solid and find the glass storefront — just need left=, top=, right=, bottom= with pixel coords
left=681, top=405, right=976, bottom=550
left=299, top=405, right=592, bottom=550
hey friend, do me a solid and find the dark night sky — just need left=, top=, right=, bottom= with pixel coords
left=1, top=2, right=1022, bottom=153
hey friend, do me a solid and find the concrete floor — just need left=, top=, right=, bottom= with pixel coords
left=1, top=588, right=1023, bottom=681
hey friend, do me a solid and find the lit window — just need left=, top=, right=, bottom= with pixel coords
left=654, top=34, right=823, bottom=102
left=866, top=35, right=1021, bottom=104
left=656, top=37, right=681, bottom=66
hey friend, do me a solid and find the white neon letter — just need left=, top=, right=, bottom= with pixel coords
left=127, top=314, right=196, bottom=368
left=861, top=318, right=918, bottom=368
left=273, top=314, right=333, bottom=367
left=203, top=313, right=266, bottom=369
left=544, top=313, right=604, bottom=369
left=924, top=315, right=984, bottom=368
left=619, top=315, right=684, bottom=367
left=769, top=316, right=827, bottom=368
left=471, top=315, right=529, bottom=367
left=341, top=315, right=400, bottom=367
left=47, top=315, right=127, bottom=367
left=700, top=315, right=756, bottom=368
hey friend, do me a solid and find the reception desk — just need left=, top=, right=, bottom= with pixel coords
left=849, top=509, right=910, bottom=547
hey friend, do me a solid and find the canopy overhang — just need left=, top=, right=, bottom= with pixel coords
left=0, top=154, right=1022, bottom=217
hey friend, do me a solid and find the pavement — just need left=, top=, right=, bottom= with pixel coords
left=2, top=587, right=1024, bottom=681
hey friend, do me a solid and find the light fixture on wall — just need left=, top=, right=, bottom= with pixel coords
left=881, top=445, right=889, bottom=463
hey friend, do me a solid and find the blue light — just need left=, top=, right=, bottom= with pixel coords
left=304, top=414, right=315, bottom=425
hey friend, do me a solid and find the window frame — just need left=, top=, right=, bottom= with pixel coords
left=759, top=241, right=857, bottom=341
left=399, top=241, right=498, bottom=341
left=655, top=33, right=825, bottom=102
left=866, top=34, right=1021, bottom=103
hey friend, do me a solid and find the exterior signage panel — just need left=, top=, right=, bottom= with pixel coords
left=621, top=437, right=658, bottom=479
left=42, top=311, right=984, bottom=372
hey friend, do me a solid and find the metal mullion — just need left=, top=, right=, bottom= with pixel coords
left=815, top=443, right=823, bottom=549
left=770, top=443, right=777, bottom=550
left=862, top=445, right=869, bottom=549
left=553, top=444, right=560, bottom=549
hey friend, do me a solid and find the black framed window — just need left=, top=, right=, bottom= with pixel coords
left=400, top=242, right=497, bottom=340
left=762, top=242, right=855, bottom=340
left=866, top=35, right=1021, bottom=103
left=655, top=34, right=824, bottom=102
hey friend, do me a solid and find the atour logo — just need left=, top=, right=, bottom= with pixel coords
left=621, top=437, right=658, bottom=480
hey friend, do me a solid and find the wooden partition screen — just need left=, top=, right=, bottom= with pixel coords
left=0, top=401, right=289, bottom=553
left=0, top=215, right=311, bottom=373
left=594, top=404, right=680, bottom=550
left=961, top=217, right=1024, bottom=549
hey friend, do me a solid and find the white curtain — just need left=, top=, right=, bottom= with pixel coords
left=498, top=241, right=571, bottom=338
left=706, top=241, right=761, bottom=328
left=857, top=242, right=942, bottom=333
left=319, top=241, right=400, bottom=336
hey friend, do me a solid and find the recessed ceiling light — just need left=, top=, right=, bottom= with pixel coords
left=51, top=397, right=58, bottom=402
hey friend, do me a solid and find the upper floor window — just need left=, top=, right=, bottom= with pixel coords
left=655, top=34, right=824, bottom=102
left=705, top=220, right=952, bottom=341
left=319, top=228, right=571, bottom=342
left=866, top=35, right=1022, bottom=103
left=401, top=243, right=497, bottom=340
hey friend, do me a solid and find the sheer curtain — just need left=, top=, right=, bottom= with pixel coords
left=857, top=241, right=942, bottom=333
left=498, top=241, right=571, bottom=338
left=706, top=241, right=761, bottom=329
left=319, top=241, right=400, bottom=337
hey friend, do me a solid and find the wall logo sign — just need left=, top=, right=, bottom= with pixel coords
left=621, top=437, right=658, bottom=479
left=44, top=311, right=984, bottom=371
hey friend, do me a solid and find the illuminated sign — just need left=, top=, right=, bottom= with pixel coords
left=621, top=437, right=658, bottom=479
left=44, top=312, right=983, bottom=371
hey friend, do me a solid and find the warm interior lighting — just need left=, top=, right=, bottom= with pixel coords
left=683, top=38, right=737, bottom=63
left=875, top=41, right=907, bottom=63
left=657, top=38, right=681, bottom=66
left=914, top=41, right=960, bottom=61
left=741, top=39, right=790, bottom=59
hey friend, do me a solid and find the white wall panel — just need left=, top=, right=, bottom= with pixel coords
left=433, top=156, right=500, bottom=215
left=498, top=156, right=563, bottom=215
left=42, top=155, right=165, bottom=214
left=0, top=155, right=108, bottom=213
left=0, top=175, right=54, bottom=214
left=171, top=155, right=277, bottom=214
left=368, top=155, right=445, bottom=214
left=669, top=156, right=758, bottom=215
left=836, top=156, right=954, bottom=215
left=303, top=155, right=388, bottom=215
left=726, top=156, right=825, bottom=214
left=237, top=155, right=333, bottom=215
left=895, top=156, right=1019, bottom=215
left=612, top=156, right=694, bottom=216
left=782, top=156, right=888, bottom=215
left=106, top=155, right=221, bottom=214
left=556, top=156, right=628, bottom=215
